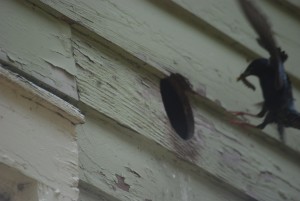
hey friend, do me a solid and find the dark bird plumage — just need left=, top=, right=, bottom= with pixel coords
left=233, top=0, right=300, bottom=142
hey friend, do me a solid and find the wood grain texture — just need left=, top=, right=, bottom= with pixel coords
left=0, top=0, right=78, bottom=99
left=171, top=0, right=300, bottom=73
left=27, top=0, right=300, bottom=95
left=0, top=67, right=80, bottom=201
left=79, top=182, right=119, bottom=201
left=20, top=0, right=300, bottom=200
left=73, top=32, right=300, bottom=201
left=77, top=110, right=250, bottom=201
left=0, top=65, right=84, bottom=124
left=27, top=0, right=300, bottom=148
left=72, top=29, right=300, bottom=148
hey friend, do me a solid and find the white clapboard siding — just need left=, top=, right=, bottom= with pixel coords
left=28, top=0, right=300, bottom=149
left=73, top=31, right=300, bottom=201
left=0, top=66, right=84, bottom=201
left=77, top=110, right=251, bottom=201
left=3, top=0, right=300, bottom=201
left=0, top=0, right=78, bottom=99
left=171, top=0, right=300, bottom=74
left=27, top=0, right=300, bottom=91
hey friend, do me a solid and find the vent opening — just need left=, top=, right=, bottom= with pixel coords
left=160, top=73, right=194, bottom=140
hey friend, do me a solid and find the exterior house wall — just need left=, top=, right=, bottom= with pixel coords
left=1, top=0, right=300, bottom=200
left=0, top=66, right=84, bottom=201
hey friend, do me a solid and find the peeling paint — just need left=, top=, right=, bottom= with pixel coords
left=125, top=167, right=141, bottom=178
left=258, top=171, right=275, bottom=183
left=115, top=174, right=130, bottom=192
left=219, top=148, right=242, bottom=167
left=12, top=0, right=299, bottom=199
left=0, top=0, right=78, bottom=99
left=0, top=73, right=79, bottom=201
left=73, top=27, right=300, bottom=200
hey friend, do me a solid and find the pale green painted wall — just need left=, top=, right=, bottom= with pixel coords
left=1, top=0, right=300, bottom=200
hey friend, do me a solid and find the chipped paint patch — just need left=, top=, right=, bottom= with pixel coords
left=115, top=174, right=130, bottom=192
left=125, top=167, right=141, bottom=178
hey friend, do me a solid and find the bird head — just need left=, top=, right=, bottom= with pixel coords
left=237, top=58, right=269, bottom=80
left=237, top=58, right=269, bottom=90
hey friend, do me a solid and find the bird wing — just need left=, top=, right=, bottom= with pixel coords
left=238, top=0, right=285, bottom=90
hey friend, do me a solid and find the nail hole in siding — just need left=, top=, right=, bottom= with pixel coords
left=160, top=73, right=194, bottom=140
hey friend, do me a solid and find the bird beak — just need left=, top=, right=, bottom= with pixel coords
left=237, top=72, right=249, bottom=81
left=236, top=72, right=256, bottom=90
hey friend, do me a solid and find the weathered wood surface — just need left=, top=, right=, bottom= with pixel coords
left=0, top=66, right=80, bottom=201
left=28, top=0, right=300, bottom=93
left=10, top=0, right=300, bottom=200
left=28, top=0, right=300, bottom=148
left=0, top=65, right=84, bottom=124
left=77, top=110, right=251, bottom=201
left=171, top=0, right=300, bottom=73
left=79, top=182, right=119, bottom=201
left=0, top=0, right=78, bottom=99
left=73, top=32, right=300, bottom=201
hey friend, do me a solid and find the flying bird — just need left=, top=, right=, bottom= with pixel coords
left=231, top=0, right=300, bottom=142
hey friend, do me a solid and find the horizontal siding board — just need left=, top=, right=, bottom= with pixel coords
left=72, top=28, right=300, bottom=151
left=28, top=0, right=300, bottom=149
left=79, top=182, right=120, bottom=201
left=23, top=0, right=300, bottom=199
left=28, top=1, right=300, bottom=145
left=171, top=0, right=300, bottom=78
left=0, top=65, right=84, bottom=124
left=28, top=0, right=258, bottom=105
left=74, top=32, right=300, bottom=201
left=0, top=68, right=79, bottom=201
left=77, top=111, right=250, bottom=201
left=29, top=0, right=300, bottom=94
left=0, top=0, right=78, bottom=99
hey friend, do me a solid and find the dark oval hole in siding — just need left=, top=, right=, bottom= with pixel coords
left=160, top=73, right=194, bottom=140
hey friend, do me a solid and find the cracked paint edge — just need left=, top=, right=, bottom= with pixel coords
left=0, top=64, right=85, bottom=124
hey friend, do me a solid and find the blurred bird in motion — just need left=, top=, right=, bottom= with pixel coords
left=231, top=0, right=300, bottom=143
